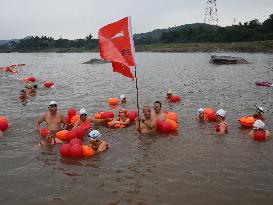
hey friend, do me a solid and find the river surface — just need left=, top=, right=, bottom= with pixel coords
left=0, top=52, right=273, bottom=205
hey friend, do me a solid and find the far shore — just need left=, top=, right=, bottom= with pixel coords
left=1, top=40, right=273, bottom=53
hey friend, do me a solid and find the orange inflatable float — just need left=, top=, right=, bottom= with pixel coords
left=239, top=116, right=255, bottom=127
left=56, top=130, right=68, bottom=141
left=108, top=98, right=119, bottom=105
left=70, top=115, right=80, bottom=125
left=167, top=112, right=178, bottom=122
left=82, top=145, right=95, bottom=157
left=166, top=119, right=178, bottom=131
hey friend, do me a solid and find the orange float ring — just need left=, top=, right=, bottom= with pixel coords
left=56, top=130, right=68, bottom=141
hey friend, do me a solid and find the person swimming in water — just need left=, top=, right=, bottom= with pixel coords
left=88, top=130, right=108, bottom=153
left=135, top=106, right=157, bottom=134
left=108, top=108, right=130, bottom=127
left=120, top=95, right=126, bottom=104
left=35, top=101, right=67, bottom=143
left=215, top=109, right=228, bottom=135
left=73, top=108, right=94, bottom=131
left=196, top=108, right=207, bottom=122
left=17, top=89, right=29, bottom=105
left=151, top=101, right=167, bottom=121
left=249, top=120, right=270, bottom=140
left=253, top=107, right=265, bottom=120
left=26, top=84, right=38, bottom=96
left=166, top=89, right=173, bottom=100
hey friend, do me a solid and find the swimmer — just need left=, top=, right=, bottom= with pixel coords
left=120, top=95, right=126, bottom=104
left=253, top=107, right=264, bottom=120
left=35, top=101, right=67, bottom=142
left=166, top=89, right=173, bottom=99
left=108, top=108, right=130, bottom=127
left=27, top=84, right=38, bottom=96
left=196, top=108, right=207, bottom=122
left=18, top=89, right=29, bottom=101
left=135, top=106, right=157, bottom=134
left=88, top=130, right=108, bottom=153
left=249, top=120, right=270, bottom=140
left=151, top=101, right=167, bottom=121
left=73, top=108, right=94, bottom=131
left=215, top=109, right=228, bottom=135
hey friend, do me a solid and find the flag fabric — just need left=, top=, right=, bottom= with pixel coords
left=98, top=17, right=136, bottom=79
left=112, top=61, right=134, bottom=79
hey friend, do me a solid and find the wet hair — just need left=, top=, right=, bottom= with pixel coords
left=21, top=89, right=26, bottom=93
left=154, top=101, right=162, bottom=108
left=143, top=105, right=151, bottom=111
left=33, top=85, right=38, bottom=89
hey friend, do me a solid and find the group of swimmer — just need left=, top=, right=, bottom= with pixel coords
left=17, top=84, right=38, bottom=105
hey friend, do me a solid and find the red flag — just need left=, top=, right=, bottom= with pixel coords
left=98, top=17, right=136, bottom=79
left=112, top=61, right=134, bottom=79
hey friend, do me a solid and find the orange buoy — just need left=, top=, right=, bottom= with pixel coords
left=82, top=145, right=95, bottom=157
left=94, top=112, right=103, bottom=119
left=108, top=98, right=119, bottom=105
left=239, top=116, right=255, bottom=127
left=167, top=112, right=178, bottom=122
left=71, top=115, right=80, bottom=125
left=166, top=119, right=178, bottom=131
left=56, top=130, right=68, bottom=141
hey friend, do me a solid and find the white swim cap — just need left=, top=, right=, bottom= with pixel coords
left=120, top=95, right=126, bottom=100
left=49, top=101, right=57, bottom=106
left=216, top=109, right=226, bottom=117
left=80, top=108, right=87, bottom=115
left=257, top=107, right=264, bottom=113
left=198, top=108, right=204, bottom=115
left=167, top=89, right=172, bottom=94
left=253, top=120, right=265, bottom=129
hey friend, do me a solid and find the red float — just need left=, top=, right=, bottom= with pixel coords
left=59, top=144, right=71, bottom=157
left=44, top=81, right=54, bottom=88
left=40, top=128, right=51, bottom=138
left=65, top=130, right=77, bottom=141
left=253, top=130, right=266, bottom=142
left=157, top=120, right=171, bottom=133
left=74, top=127, right=85, bottom=139
left=28, top=76, right=36, bottom=82
left=68, top=108, right=77, bottom=118
left=69, top=138, right=83, bottom=146
left=0, top=116, right=9, bottom=132
left=126, top=111, right=138, bottom=123
left=170, top=96, right=181, bottom=103
left=101, top=112, right=114, bottom=119
left=70, top=144, right=83, bottom=158
left=207, top=112, right=217, bottom=121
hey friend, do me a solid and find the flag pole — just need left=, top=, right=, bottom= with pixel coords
left=134, top=66, right=141, bottom=135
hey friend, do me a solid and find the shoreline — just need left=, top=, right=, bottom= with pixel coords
left=1, top=40, right=273, bottom=53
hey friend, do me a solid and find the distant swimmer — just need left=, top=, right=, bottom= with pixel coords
left=196, top=108, right=207, bottom=122
left=253, top=107, right=265, bottom=120
left=35, top=101, right=67, bottom=142
left=215, top=109, right=228, bottom=135
left=135, top=106, right=157, bottom=134
left=166, top=89, right=172, bottom=100
left=26, top=84, right=38, bottom=96
left=88, top=130, right=108, bottom=153
left=17, top=89, right=29, bottom=105
left=151, top=101, right=167, bottom=121
left=249, top=120, right=270, bottom=141
left=73, top=108, right=94, bottom=131
left=120, top=94, right=127, bottom=104
left=108, top=108, right=130, bottom=128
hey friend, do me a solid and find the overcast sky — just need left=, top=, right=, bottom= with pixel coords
left=0, top=0, right=272, bottom=40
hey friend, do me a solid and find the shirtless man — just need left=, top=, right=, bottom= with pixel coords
left=35, top=101, right=67, bottom=142
left=135, top=106, right=157, bottom=134
left=151, top=101, right=167, bottom=121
